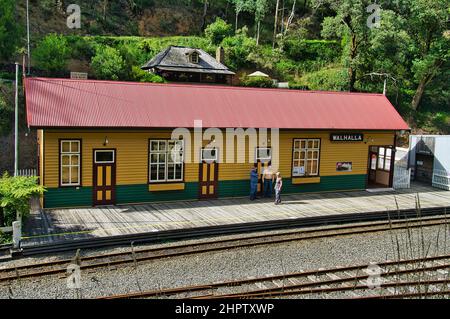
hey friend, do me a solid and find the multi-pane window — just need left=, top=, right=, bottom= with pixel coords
left=190, top=52, right=199, bottom=63
left=60, top=140, right=81, bottom=186
left=149, top=140, right=184, bottom=182
left=292, top=139, right=320, bottom=177
left=378, top=147, right=392, bottom=171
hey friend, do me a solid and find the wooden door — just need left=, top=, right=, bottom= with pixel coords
left=415, top=154, right=434, bottom=184
left=199, top=160, right=218, bottom=199
left=368, top=151, right=378, bottom=184
left=93, top=150, right=116, bottom=206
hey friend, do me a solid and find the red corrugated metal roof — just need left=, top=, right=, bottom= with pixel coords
left=24, top=77, right=409, bottom=130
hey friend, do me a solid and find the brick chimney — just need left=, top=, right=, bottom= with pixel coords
left=216, top=46, right=225, bottom=64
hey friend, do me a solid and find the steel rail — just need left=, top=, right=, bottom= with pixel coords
left=98, top=254, right=450, bottom=299
left=196, top=273, right=450, bottom=299
left=353, top=290, right=450, bottom=299
left=1, top=217, right=448, bottom=283
left=17, top=206, right=450, bottom=257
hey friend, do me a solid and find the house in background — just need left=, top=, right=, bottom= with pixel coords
left=141, top=46, right=235, bottom=84
left=408, top=135, right=450, bottom=190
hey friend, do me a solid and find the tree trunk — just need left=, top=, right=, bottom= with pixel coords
left=0, top=207, right=4, bottom=227
left=200, top=0, right=208, bottom=31
left=273, top=0, right=280, bottom=48
left=103, top=0, right=108, bottom=21
left=256, top=21, right=260, bottom=45
left=411, top=77, right=429, bottom=111
left=348, top=33, right=357, bottom=92
left=235, top=11, right=239, bottom=32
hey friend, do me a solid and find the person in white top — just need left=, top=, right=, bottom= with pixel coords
left=274, top=172, right=283, bottom=204
left=262, top=163, right=274, bottom=198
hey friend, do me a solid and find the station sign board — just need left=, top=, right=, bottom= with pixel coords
left=330, top=133, right=364, bottom=142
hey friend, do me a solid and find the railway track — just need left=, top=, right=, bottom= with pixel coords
left=0, top=215, right=448, bottom=284
left=16, top=206, right=450, bottom=256
left=99, top=254, right=450, bottom=299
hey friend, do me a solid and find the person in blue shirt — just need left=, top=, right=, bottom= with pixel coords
left=250, top=164, right=259, bottom=200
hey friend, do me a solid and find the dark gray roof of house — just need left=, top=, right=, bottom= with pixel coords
left=141, top=46, right=235, bottom=75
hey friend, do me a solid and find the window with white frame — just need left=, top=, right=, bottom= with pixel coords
left=190, top=52, right=199, bottom=63
left=377, top=147, right=392, bottom=171
left=60, top=140, right=81, bottom=186
left=149, top=140, right=184, bottom=182
left=255, top=147, right=271, bottom=163
left=201, top=147, right=218, bottom=162
left=292, top=139, right=320, bottom=177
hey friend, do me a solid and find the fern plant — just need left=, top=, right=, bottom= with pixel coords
left=0, top=173, right=45, bottom=227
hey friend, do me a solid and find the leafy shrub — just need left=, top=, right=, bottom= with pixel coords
left=240, top=75, right=274, bottom=88
left=0, top=173, right=45, bottom=226
left=284, top=39, right=341, bottom=62
left=90, top=45, right=125, bottom=80
left=288, top=81, right=309, bottom=90
left=0, top=86, right=13, bottom=136
left=299, top=67, right=349, bottom=91
left=432, top=112, right=450, bottom=134
left=33, top=34, right=70, bottom=73
left=0, top=231, right=12, bottom=244
left=205, top=18, right=233, bottom=45
left=221, top=27, right=257, bottom=70
left=131, top=66, right=165, bottom=83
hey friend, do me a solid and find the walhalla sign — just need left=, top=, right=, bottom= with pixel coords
left=330, top=133, right=364, bottom=142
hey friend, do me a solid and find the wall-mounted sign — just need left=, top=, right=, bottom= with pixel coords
left=330, top=133, right=364, bottom=142
left=70, top=72, right=88, bottom=80
left=293, top=166, right=305, bottom=176
left=336, top=162, right=352, bottom=172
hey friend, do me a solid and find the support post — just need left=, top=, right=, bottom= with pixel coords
left=14, top=62, right=19, bottom=177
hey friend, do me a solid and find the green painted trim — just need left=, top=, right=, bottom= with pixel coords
left=116, top=183, right=198, bottom=204
left=218, top=174, right=367, bottom=197
left=43, top=175, right=367, bottom=208
left=44, top=187, right=93, bottom=208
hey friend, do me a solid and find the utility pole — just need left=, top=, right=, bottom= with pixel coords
left=14, top=62, right=19, bottom=177
left=26, top=0, right=31, bottom=75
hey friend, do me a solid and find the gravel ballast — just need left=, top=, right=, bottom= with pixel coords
left=0, top=223, right=449, bottom=299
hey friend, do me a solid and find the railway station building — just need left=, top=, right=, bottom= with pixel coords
left=24, top=77, right=410, bottom=208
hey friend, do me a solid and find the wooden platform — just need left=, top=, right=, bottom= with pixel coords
left=22, top=182, right=450, bottom=246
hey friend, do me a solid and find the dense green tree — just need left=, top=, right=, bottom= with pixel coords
left=221, top=26, right=257, bottom=69
left=33, top=34, right=70, bottom=73
left=204, top=18, right=233, bottom=45
left=407, top=0, right=449, bottom=111
left=91, top=45, right=125, bottom=80
left=0, top=0, right=22, bottom=60
left=0, top=87, right=13, bottom=136
left=318, top=0, right=373, bottom=92
left=229, top=0, right=255, bottom=31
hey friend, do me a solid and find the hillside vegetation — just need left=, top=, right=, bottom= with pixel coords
left=0, top=0, right=448, bottom=173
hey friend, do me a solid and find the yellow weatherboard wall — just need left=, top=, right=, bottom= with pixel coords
left=42, top=129, right=394, bottom=189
